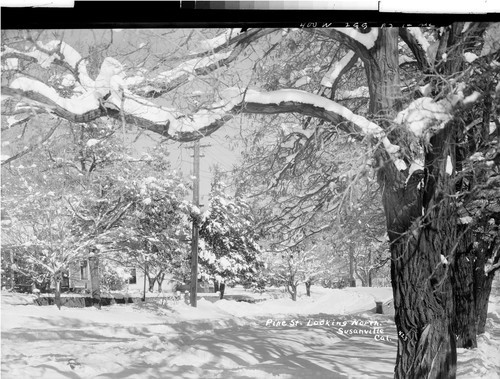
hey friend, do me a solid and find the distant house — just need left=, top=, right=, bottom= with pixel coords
left=67, top=259, right=91, bottom=292
left=122, top=266, right=212, bottom=294
left=125, top=267, right=178, bottom=293
left=2, top=211, right=186, bottom=295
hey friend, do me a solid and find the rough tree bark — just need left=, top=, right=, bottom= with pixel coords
left=369, top=28, right=457, bottom=378
left=473, top=235, right=499, bottom=334
left=444, top=21, right=500, bottom=349
left=475, top=243, right=497, bottom=334
left=452, top=236, right=498, bottom=346
left=451, top=231, right=476, bottom=348
left=382, top=123, right=459, bottom=378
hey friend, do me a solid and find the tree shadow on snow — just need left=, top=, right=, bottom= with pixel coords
left=94, top=313, right=398, bottom=379
left=2, top=307, right=398, bottom=379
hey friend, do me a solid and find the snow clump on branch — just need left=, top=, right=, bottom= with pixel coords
left=321, top=51, right=356, bottom=88
left=394, top=97, right=452, bottom=138
left=223, top=87, right=400, bottom=154
left=197, top=29, right=239, bottom=52
left=333, top=28, right=379, bottom=50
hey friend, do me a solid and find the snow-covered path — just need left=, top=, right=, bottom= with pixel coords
left=188, top=320, right=397, bottom=378
left=1, top=306, right=397, bottom=378
left=1, top=286, right=499, bottom=378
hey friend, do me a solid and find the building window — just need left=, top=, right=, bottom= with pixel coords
left=129, top=268, right=137, bottom=284
left=80, top=260, right=88, bottom=280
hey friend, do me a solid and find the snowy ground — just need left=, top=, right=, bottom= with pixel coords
left=1, top=285, right=499, bottom=379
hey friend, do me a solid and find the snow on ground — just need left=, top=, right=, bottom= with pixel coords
left=456, top=295, right=500, bottom=379
left=1, top=285, right=499, bottom=379
left=194, top=286, right=393, bottom=320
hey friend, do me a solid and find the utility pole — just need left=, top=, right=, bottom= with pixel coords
left=185, top=140, right=210, bottom=307
left=190, top=140, right=201, bottom=307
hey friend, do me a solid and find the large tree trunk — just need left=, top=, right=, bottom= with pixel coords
left=474, top=238, right=499, bottom=334
left=389, top=117, right=460, bottom=377
left=475, top=271, right=494, bottom=334
left=451, top=236, right=477, bottom=348
left=383, top=172, right=458, bottom=378
left=365, top=29, right=403, bottom=117
left=370, top=28, right=457, bottom=378
left=390, top=233, right=456, bottom=379
left=446, top=21, right=499, bottom=348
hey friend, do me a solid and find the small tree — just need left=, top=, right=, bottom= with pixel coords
left=353, top=241, right=390, bottom=287
left=199, top=170, right=264, bottom=296
left=3, top=192, right=90, bottom=309
left=266, top=246, right=323, bottom=301
left=77, top=157, right=193, bottom=294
